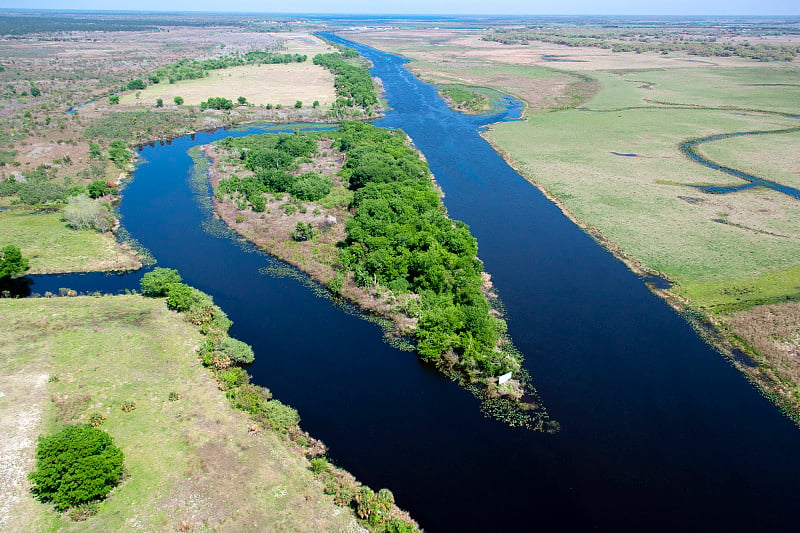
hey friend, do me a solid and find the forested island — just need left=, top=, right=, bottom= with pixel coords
left=206, top=122, right=554, bottom=430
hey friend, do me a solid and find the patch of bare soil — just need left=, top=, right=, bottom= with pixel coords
left=0, top=372, right=49, bottom=531
left=205, top=140, right=419, bottom=335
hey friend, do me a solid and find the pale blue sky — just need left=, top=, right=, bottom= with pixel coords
left=2, top=1, right=799, bottom=16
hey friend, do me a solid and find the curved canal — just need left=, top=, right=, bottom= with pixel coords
left=29, top=36, right=800, bottom=531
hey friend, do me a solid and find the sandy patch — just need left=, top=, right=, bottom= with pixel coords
left=0, top=373, right=49, bottom=531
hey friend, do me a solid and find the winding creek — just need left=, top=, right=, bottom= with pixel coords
left=681, top=127, right=800, bottom=199
left=26, top=36, right=800, bottom=531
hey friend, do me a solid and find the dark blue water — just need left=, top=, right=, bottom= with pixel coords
left=27, top=36, right=800, bottom=532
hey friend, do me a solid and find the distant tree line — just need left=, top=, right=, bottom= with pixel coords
left=312, top=52, right=378, bottom=109
left=483, top=29, right=800, bottom=61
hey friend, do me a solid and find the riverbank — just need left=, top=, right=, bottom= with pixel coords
left=0, top=295, right=375, bottom=531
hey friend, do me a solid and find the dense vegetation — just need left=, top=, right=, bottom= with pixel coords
left=216, top=132, right=331, bottom=207
left=438, top=84, right=490, bottom=113
left=28, top=425, right=124, bottom=511
left=334, top=123, right=514, bottom=376
left=215, top=123, right=518, bottom=379
left=312, top=52, right=378, bottom=110
left=484, top=29, right=800, bottom=61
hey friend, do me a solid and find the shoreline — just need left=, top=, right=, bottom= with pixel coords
left=479, top=129, right=800, bottom=426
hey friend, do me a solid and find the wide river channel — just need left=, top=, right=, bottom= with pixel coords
left=31, top=35, right=800, bottom=531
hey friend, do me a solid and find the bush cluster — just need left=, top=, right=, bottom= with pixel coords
left=28, top=425, right=124, bottom=511
left=63, top=194, right=115, bottom=232
left=312, top=52, right=378, bottom=108
left=216, top=133, right=332, bottom=209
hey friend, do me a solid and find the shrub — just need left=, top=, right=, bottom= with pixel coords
left=217, top=367, right=250, bottom=390
left=155, top=98, right=163, bottom=108
left=173, top=96, right=184, bottom=105
left=63, top=195, right=114, bottom=232
left=291, top=222, right=315, bottom=242
left=198, top=309, right=232, bottom=340
left=0, top=244, right=29, bottom=279
left=201, top=97, right=233, bottom=110
left=87, top=413, right=106, bottom=427
left=259, top=399, right=300, bottom=431
left=310, top=457, right=329, bottom=474
left=164, top=283, right=197, bottom=311
left=227, top=383, right=271, bottom=413
left=109, top=95, right=119, bottom=105
left=289, top=172, right=332, bottom=201
left=87, top=180, right=113, bottom=198
left=139, top=267, right=182, bottom=297
left=17, top=181, right=68, bottom=204
left=295, top=100, right=302, bottom=108
left=108, top=140, right=131, bottom=170
left=28, top=425, right=124, bottom=510
left=126, top=79, right=146, bottom=90
left=216, top=337, right=255, bottom=365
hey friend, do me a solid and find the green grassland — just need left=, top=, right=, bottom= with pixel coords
left=489, top=104, right=800, bottom=285
left=0, top=296, right=359, bottom=532
left=0, top=208, right=140, bottom=274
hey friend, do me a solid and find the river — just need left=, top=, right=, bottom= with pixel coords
left=28, top=35, right=800, bottom=531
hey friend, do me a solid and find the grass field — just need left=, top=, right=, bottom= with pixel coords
left=117, top=63, right=337, bottom=109
left=0, top=296, right=359, bottom=532
left=0, top=208, right=140, bottom=274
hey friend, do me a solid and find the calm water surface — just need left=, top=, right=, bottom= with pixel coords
left=30, top=35, right=800, bottom=531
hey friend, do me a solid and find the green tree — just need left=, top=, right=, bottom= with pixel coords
left=237, top=96, right=247, bottom=105
left=140, top=267, right=182, bottom=297
left=173, top=96, right=184, bottom=105
left=291, top=222, right=315, bottom=241
left=87, top=180, right=111, bottom=199
left=312, top=100, right=320, bottom=108
left=88, top=141, right=102, bottom=159
left=28, top=425, right=124, bottom=511
left=155, top=98, right=163, bottom=108
left=30, top=86, right=41, bottom=97
left=294, top=100, right=302, bottom=108
left=126, top=79, right=146, bottom=91
left=108, top=95, right=119, bottom=104
left=0, top=245, right=29, bottom=279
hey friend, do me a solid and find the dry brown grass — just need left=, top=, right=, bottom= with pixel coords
left=724, top=302, right=800, bottom=414
left=118, top=63, right=336, bottom=108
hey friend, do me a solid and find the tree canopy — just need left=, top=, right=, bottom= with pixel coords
left=28, top=425, right=124, bottom=510
left=0, top=245, right=29, bottom=279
